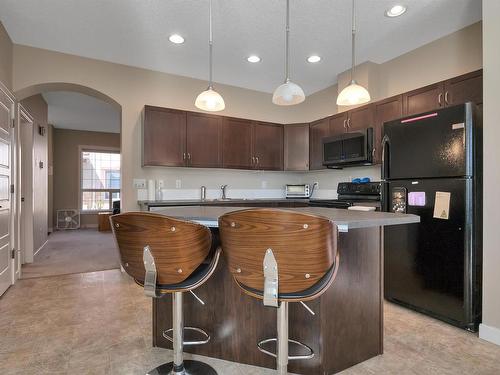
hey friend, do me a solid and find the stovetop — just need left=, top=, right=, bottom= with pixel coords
left=308, top=182, right=381, bottom=209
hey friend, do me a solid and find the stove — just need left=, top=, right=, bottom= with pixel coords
left=308, top=182, right=381, bottom=209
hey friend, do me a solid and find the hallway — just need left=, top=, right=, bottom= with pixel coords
left=21, top=229, right=120, bottom=279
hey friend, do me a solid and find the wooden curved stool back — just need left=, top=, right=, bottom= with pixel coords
left=110, top=212, right=212, bottom=286
left=219, top=208, right=339, bottom=302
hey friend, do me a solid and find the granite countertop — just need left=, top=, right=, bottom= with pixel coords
left=151, top=206, right=419, bottom=233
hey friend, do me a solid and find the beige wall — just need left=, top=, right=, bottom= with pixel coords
left=480, top=0, right=500, bottom=344
left=0, top=21, right=13, bottom=90
left=53, top=129, right=120, bottom=228
left=20, top=94, right=48, bottom=253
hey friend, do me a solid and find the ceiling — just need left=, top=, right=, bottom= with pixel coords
left=42, top=91, right=120, bottom=133
left=0, top=0, right=481, bottom=94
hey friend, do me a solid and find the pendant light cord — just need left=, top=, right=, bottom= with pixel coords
left=285, top=0, right=290, bottom=83
left=209, top=0, right=213, bottom=89
left=351, top=0, right=356, bottom=83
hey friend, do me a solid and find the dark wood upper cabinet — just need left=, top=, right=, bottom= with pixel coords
left=186, top=112, right=222, bottom=168
left=403, top=82, right=445, bottom=116
left=253, top=122, right=283, bottom=171
left=374, top=95, right=403, bottom=164
left=284, top=124, right=309, bottom=171
left=309, top=118, right=330, bottom=170
left=222, top=117, right=253, bottom=170
left=329, top=112, right=348, bottom=135
left=143, top=106, right=186, bottom=167
left=347, top=105, right=375, bottom=132
left=444, top=69, right=483, bottom=106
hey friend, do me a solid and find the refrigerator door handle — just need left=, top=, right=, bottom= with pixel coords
left=381, top=135, right=390, bottom=180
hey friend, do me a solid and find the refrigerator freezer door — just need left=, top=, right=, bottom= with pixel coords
left=384, top=178, right=478, bottom=329
left=383, top=105, right=473, bottom=179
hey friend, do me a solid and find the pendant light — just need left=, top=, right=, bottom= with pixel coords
left=272, top=0, right=305, bottom=106
left=337, top=0, right=371, bottom=106
left=195, top=0, right=225, bottom=112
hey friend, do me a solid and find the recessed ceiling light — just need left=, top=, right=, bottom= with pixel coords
left=247, top=55, right=261, bottom=63
left=307, top=55, right=321, bottom=63
left=385, top=4, right=407, bottom=17
left=169, top=34, right=185, bottom=44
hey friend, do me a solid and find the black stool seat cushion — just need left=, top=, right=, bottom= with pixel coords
left=237, top=264, right=336, bottom=301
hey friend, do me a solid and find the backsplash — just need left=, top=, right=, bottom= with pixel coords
left=135, top=165, right=381, bottom=201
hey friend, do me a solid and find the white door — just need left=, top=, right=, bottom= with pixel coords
left=0, top=86, right=14, bottom=296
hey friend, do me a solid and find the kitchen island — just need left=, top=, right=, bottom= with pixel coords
left=150, top=206, right=419, bottom=374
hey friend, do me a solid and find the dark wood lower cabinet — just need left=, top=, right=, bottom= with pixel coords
left=153, top=227, right=383, bottom=374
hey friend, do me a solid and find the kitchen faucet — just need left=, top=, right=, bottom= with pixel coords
left=221, top=184, right=228, bottom=200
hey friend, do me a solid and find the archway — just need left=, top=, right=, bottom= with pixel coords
left=14, top=82, right=123, bottom=279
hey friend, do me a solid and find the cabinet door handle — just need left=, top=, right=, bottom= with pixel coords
left=343, top=119, right=347, bottom=129
left=183, top=152, right=186, bottom=160
left=347, top=118, right=351, bottom=128
left=256, top=156, right=259, bottom=165
left=438, top=93, right=443, bottom=106
left=445, top=91, right=450, bottom=105
left=252, top=156, right=255, bottom=165
left=187, top=153, right=191, bottom=160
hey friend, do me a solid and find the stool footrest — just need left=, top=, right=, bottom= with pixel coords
left=257, top=337, right=314, bottom=360
left=163, top=326, right=210, bottom=346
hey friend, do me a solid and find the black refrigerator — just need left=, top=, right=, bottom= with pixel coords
left=382, top=103, right=482, bottom=331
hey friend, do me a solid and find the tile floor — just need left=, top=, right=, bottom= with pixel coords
left=0, top=269, right=499, bottom=375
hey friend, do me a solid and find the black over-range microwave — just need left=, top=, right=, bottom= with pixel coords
left=322, top=127, right=374, bottom=168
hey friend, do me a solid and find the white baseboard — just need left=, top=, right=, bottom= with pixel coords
left=479, top=323, right=500, bottom=346
left=81, top=224, right=98, bottom=229
left=33, top=240, right=48, bottom=257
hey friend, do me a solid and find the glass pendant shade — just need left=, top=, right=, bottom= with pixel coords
left=272, top=80, right=305, bottom=106
left=195, top=87, right=225, bottom=112
left=336, top=80, right=371, bottom=106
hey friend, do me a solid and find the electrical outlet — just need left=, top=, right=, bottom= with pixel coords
left=133, top=179, right=146, bottom=189
left=157, top=180, right=165, bottom=189
left=261, top=181, right=268, bottom=189
left=175, top=179, right=182, bottom=189
left=313, top=181, right=319, bottom=189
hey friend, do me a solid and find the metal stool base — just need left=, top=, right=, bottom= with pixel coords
left=146, top=360, right=217, bottom=375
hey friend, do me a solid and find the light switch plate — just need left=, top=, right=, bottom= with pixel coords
left=175, top=180, right=182, bottom=189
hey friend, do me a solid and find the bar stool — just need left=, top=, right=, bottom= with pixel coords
left=218, top=208, right=339, bottom=375
left=110, top=212, right=221, bottom=375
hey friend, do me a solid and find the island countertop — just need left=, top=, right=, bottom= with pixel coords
left=151, top=205, right=419, bottom=232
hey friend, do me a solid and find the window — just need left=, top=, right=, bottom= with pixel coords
left=81, top=150, right=120, bottom=212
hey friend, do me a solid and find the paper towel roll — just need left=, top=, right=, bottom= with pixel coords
left=148, top=179, right=155, bottom=201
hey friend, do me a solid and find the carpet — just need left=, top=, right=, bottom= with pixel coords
left=21, top=229, right=121, bottom=279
